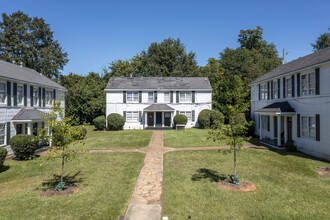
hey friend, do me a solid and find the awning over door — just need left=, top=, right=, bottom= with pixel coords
left=12, top=108, right=48, bottom=122
left=144, top=104, right=174, bottom=112
left=256, top=101, right=295, bottom=114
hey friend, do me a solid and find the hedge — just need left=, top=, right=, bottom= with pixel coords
left=93, top=116, right=106, bottom=130
left=107, top=113, right=125, bottom=130
left=173, top=114, right=188, bottom=125
left=9, top=134, right=38, bottom=160
left=0, top=147, right=7, bottom=168
left=198, top=109, right=211, bottom=128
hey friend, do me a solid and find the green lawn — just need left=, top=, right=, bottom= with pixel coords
left=164, top=128, right=257, bottom=148
left=76, top=126, right=153, bottom=150
left=163, top=148, right=330, bottom=219
left=0, top=152, right=145, bottom=219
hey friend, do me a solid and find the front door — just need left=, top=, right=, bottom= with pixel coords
left=287, top=117, right=292, bottom=141
left=164, top=112, right=171, bottom=127
left=156, top=112, right=162, bottom=127
left=147, top=112, right=154, bottom=126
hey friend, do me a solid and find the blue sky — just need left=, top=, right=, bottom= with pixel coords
left=2, top=0, right=330, bottom=75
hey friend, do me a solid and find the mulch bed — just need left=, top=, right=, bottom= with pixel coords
left=217, top=180, right=256, bottom=192
left=316, top=167, right=330, bottom=178
left=39, top=186, right=79, bottom=197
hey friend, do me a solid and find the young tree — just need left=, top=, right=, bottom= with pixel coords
left=39, top=98, right=86, bottom=190
left=0, top=11, right=68, bottom=80
left=311, top=28, right=330, bottom=51
left=209, top=75, right=252, bottom=185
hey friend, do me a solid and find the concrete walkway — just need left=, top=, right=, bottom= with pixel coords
left=124, top=130, right=171, bottom=220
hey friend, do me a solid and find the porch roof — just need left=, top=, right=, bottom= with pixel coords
left=256, top=101, right=295, bottom=114
left=144, top=104, right=174, bottom=112
left=12, top=108, right=48, bottom=122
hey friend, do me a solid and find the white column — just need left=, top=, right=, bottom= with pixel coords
left=162, top=112, right=164, bottom=127
left=259, top=114, right=262, bottom=140
left=271, top=116, right=276, bottom=140
left=27, top=123, right=32, bottom=135
left=284, top=116, right=288, bottom=143
left=144, top=112, right=147, bottom=128
left=277, top=116, right=281, bottom=146
left=153, top=112, right=156, bottom=127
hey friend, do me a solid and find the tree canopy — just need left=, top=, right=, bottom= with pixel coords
left=0, top=11, right=68, bottom=80
left=311, top=28, right=330, bottom=51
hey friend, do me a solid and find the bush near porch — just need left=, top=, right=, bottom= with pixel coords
left=163, top=148, right=330, bottom=219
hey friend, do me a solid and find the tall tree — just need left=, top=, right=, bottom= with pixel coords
left=0, top=11, right=68, bottom=80
left=311, top=28, right=330, bottom=51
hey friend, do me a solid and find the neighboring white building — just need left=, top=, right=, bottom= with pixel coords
left=105, top=77, right=212, bottom=129
left=249, top=47, right=330, bottom=160
left=0, top=60, right=66, bottom=154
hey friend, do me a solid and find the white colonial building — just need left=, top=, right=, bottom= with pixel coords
left=0, top=60, right=66, bottom=154
left=105, top=77, right=212, bottom=129
left=250, top=47, right=330, bottom=160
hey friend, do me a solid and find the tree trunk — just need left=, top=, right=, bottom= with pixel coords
left=61, top=155, right=64, bottom=183
left=234, top=146, right=236, bottom=175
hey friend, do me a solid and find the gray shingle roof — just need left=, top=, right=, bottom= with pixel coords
left=12, top=108, right=47, bottom=121
left=0, top=60, right=66, bottom=90
left=251, top=47, right=330, bottom=85
left=144, top=104, right=175, bottom=111
left=105, top=77, right=212, bottom=90
left=256, top=101, right=295, bottom=113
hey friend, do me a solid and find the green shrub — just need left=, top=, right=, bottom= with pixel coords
left=71, top=126, right=87, bottom=140
left=107, top=113, right=125, bottom=131
left=93, top=116, right=106, bottom=130
left=198, top=109, right=211, bottom=128
left=9, top=134, right=38, bottom=160
left=0, top=147, right=7, bottom=167
left=210, top=109, right=224, bottom=124
left=173, top=114, right=188, bottom=125
left=284, top=140, right=296, bottom=152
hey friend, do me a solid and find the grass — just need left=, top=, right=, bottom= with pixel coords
left=164, top=128, right=257, bottom=148
left=163, top=148, right=330, bottom=219
left=0, top=152, right=145, bottom=219
left=76, top=126, right=153, bottom=150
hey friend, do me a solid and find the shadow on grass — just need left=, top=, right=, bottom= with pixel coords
left=0, top=165, right=10, bottom=173
left=37, top=171, right=86, bottom=191
left=191, top=168, right=227, bottom=182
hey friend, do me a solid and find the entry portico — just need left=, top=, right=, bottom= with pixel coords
left=143, top=104, right=174, bottom=128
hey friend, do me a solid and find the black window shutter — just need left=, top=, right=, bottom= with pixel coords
left=42, top=88, right=45, bottom=107
left=283, top=77, right=286, bottom=98
left=30, top=86, right=34, bottom=107
left=192, top=91, right=195, bottom=103
left=7, top=81, right=11, bottom=106
left=13, top=83, right=17, bottom=106
left=154, top=91, right=157, bottom=103
left=271, top=81, right=273, bottom=99
left=176, top=110, right=179, bottom=115
left=53, top=89, right=56, bottom=100
left=267, top=82, right=270, bottom=100
left=139, top=91, right=142, bottom=103
left=297, top=73, right=300, bottom=97
left=316, top=114, right=320, bottom=141
left=297, top=114, right=300, bottom=138
left=291, top=75, right=295, bottom=97
left=123, top=111, right=126, bottom=122
left=39, top=88, right=42, bottom=107
left=258, top=115, right=260, bottom=129
left=258, top=84, right=261, bottom=100
left=192, top=110, right=195, bottom=122
left=267, top=116, right=270, bottom=131
left=176, top=91, right=179, bottom=103
left=315, top=68, right=320, bottom=95
left=139, top=111, right=142, bottom=122
left=24, top=85, right=27, bottom=106
left=277, top=79, right=281, bottom=98
left=170, top=91, right=173, bottom=103
left=123, top=91, right=126, bottom=103
left=6, top=122, right=10, bottom=144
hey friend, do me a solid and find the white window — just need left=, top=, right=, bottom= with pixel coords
left=164, top=92, right=170, bottom=103
left=261, top=115, right=269, bottom=130
left=302, top=116, right=316, bottom=138
left=127, top=92, right=139, bottom=103
left=179, top=92, right=192, bottom=103
left=17, top=85, right=23, bottom=105
left=46, top=90, right=53, bottom=105
left=148, top=92, right=154, bottom=102
left=126, top=111, right=139, bottom=122
left=273, top=81, right=278, bottom=99
left=260, top=84, right=268, bottom=100
left=0, top=123, right=5, bottom=146
left=33, top=87, right=39, bottom=105
left=286, top=78, right=292, bottom=98
left=301, top=73, right=315, bottom=96
left=179, top=111, right=192, bottom=121
left=0, top=82, right=6, bottom=104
